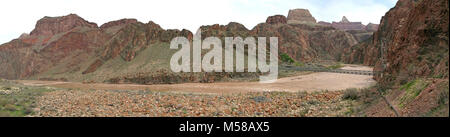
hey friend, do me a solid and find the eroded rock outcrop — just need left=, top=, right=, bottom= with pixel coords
left=319, top=16, right=379, bottom=32
left=287, top=9, right=317, bottom=24
left=373, top=0, right=449, bottom=83
left=0, top=9, right=374, bottom=83
left=365, top=23, right=379, bottom=32
left=0, top=14, right=193, bottom=80
left=200, top=14, right=356, bottom=62
left=356, top=0, right=449, bottom=117
left=100, top=19, right=138, bottom=29
left=266, top=15, right=287, bottom=25
left=332, top=16, right=365, bottom=30
left=30, top=14, right=98, bottom=36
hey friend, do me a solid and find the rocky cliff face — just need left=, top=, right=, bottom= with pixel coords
left=0, top=14, right=193, bottom=81
left=83, top=21, right=193, bottom=74
left=373, top=0, right=449, bottom=83
left=266, top=15, right=287, bottom=25
left=319, top=16, right=378, bottom=32
left=30, top=14, right=98, bottom=36
left=287, top=9, right=317, bottom=24
left=100, top=19, right=138, bottom=30
left=329, top=16, right=366, bottom=31
left=365, top=23, right=379, bottom=32
left=0, top=10, right=369, bottom=82
left=0, top=14, right=106, bottom=79
left=199, top=14, right=356, bottom=63
left=346, top=0, right=449, bottom=116
left=344, top=0, right=448, bottom=72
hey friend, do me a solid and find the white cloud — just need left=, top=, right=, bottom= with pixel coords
left=0, top=0, right=397, bottom=44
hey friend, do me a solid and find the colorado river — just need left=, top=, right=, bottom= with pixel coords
left=16, top=64, right=376, bottom=94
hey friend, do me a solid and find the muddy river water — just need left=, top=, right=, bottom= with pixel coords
left=16, top=64, right=376, bottom=94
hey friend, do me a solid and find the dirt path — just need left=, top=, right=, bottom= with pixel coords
left=16, top=65, right=376, bottom=94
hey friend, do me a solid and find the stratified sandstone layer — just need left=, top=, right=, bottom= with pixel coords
left=266, top=15, right=287, bottom=25
left=342, top=0, right=448, bottom=117
left=100, top=19, right=138, bottom=29
left=365, top=23, right=379, bottom=32
left=319, top=16, right=378, bottom=31
left=287, top=9, right=317, bottom=24
left=331, top=16, right=365, bottom=31
left=30, top=14, right=98, bottom=36
left=373, top=0, right=449, bottom=83
left=0, top=10, right=359, bottom=83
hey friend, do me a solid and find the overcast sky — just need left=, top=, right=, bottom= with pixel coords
left=0, top=0, right=398, bottom=44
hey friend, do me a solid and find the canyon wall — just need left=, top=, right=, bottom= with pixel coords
left=350, top=0, right=449, bottom=117
left=0, top=11, right=359, bottom=82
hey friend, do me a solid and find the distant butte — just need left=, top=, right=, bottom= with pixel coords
left=318, top=16, right=379, bottom=32
left=287, top=9, right=317, bottom=24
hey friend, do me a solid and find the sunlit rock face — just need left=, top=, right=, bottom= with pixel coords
left=266, top=15, right=287, bottom=25
left=287, top=9, right=317, bottom=24
left=319, top=16, right=379, bottom=32
left=30, top=14, right=98, bottom=36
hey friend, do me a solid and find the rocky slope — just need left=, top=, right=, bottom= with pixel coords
left=0, top=14, right=107, bottom=80
left=375, top=0, right=448, bottom=83
left=0, top=9, right=363, bottom=83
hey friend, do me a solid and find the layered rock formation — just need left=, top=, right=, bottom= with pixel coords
left=319, top=16, right=378, bottom=32
left=372, top=0, right=449, bottom=83
left=0, top=10, right=359, bottom=82
left=331, top=16, right=366, bottom=30
left=99, top=18, right=137, bottom=29
left=317, top=16, right=379, bottom=48
left=341, top=16, right=350, bottom=23
left=266, top=15, right=287, bottom=25
left=287, top=9, right=317, bottom=24
left=0, top=14, right=193, bottom=81
left=0, top=14, right=106, bottom=79
left=365, top=23, right=379, bottom=32
left=343, top=0, right=449, bottom=116
left=200, top=16, right=356, bottom=62
left=30, top=14, right=98, bottom=36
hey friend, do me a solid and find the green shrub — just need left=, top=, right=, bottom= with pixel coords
left=294, top=62, right=305, bottom=67
left=398, top=79, right=430, bottom=107
left=0, top=86, right=54, bottom=117
left=342, top=88, right=359, bottom=100
left=280, top=53, right=295, bottom=63
left=327, top=63, right=344, bottom=69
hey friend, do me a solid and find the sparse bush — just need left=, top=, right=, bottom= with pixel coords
left=280, top=53, right=295, bottom=64
left=437, top=83, right=449, bottom=106
left=375, top=82, right=392, bottom=94
left=4, top=104, right=16, bottom=111
left=342, top=88, right=359, bottom=100
left=0, top=85, right=54, bottom=116
left=307, top=100, right=319, bottom=105
left=398, top=79, right=430, bottom=108
left=0, top=111, right=11, bottom=117
left=327, top=63, right=344, bottom=69
left=2, top=86, right=11, bottom=90
left=294, top=62, right=304, bottom=67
